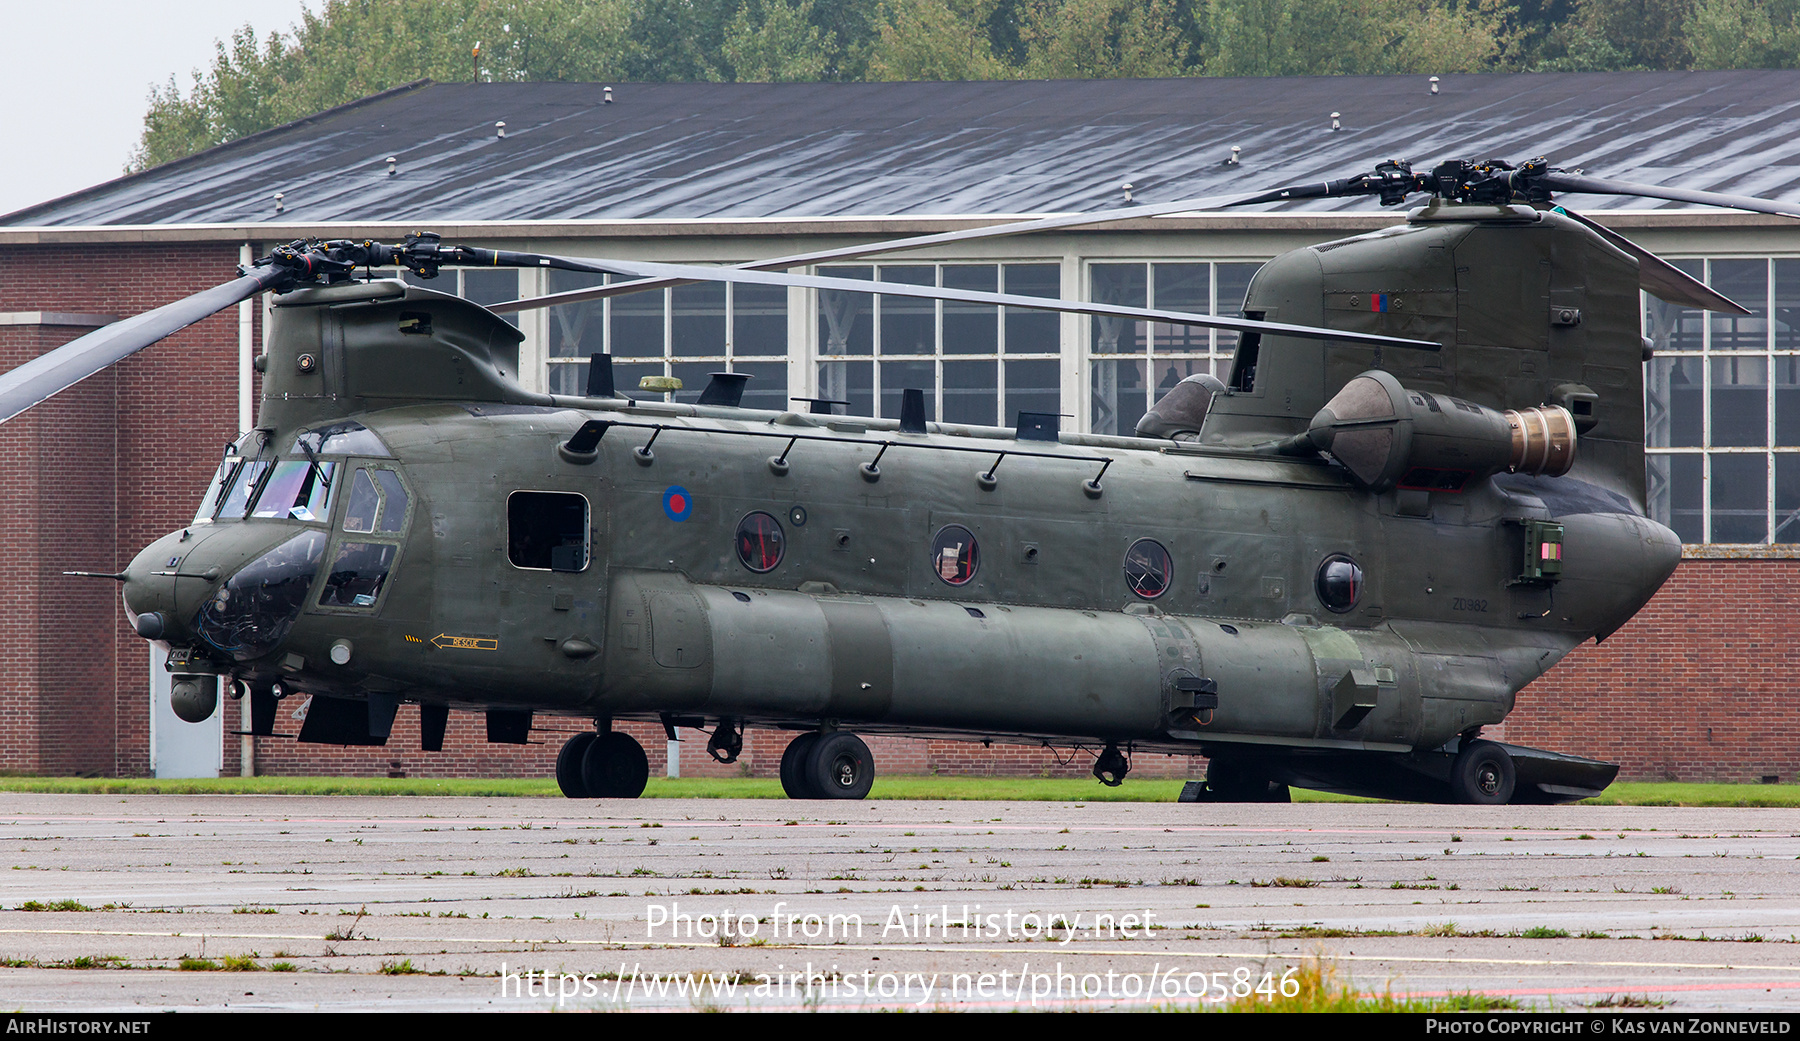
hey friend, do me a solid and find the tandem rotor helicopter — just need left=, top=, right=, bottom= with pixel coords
left=5, top=156, right=1790, bottom=805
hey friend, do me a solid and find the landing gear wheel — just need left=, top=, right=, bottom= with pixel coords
left=581, top=731, right=649, bottom=798
left=805, top=732, right=875, bottom=800
left=1093, top=743, right=1130, bottom=787
left=1205, top=759, right=1288, bottom=802
left=779, top=733, right=821, bottom=799
left=556, top=732, right=597, bottom=798
left=1450, top=740, right=1515, bottom=805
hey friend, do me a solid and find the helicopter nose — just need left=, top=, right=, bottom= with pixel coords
left=121, top=528, right=226, bottom=644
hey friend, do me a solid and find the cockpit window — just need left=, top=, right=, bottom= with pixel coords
left=193, top=458, right=239, bottom=523
left=318, top=542, right=398, bottom=608
left=251, top=460, right=335, bottom=521
left=343, top=467, right=409, bottom=534
left=216, top=461, right=269, bottom=520
left=291, top=421, right=390, bottom=458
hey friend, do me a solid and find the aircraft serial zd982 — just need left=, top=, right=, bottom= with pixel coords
left=6, top=157, right=1787, bottom=805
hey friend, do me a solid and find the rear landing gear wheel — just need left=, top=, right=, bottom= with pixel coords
left=805, top=732, right=874, bottom=800
left=1205, top=759, right=1290, bottom=802
left=779, top=733, right=821, bottom=799
left=1450, top=740, right=1514, bottom=805
left=556, top=732, right=597, bottom=798
left=581, top=731, right=649, bottom=798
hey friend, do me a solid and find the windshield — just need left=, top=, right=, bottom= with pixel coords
left=251, top=460, right=335, bottom=521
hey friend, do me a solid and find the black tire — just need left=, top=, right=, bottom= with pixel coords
left=779, top=733, right=821, bottom=799
left=1206, top=758, right=1280, bottom=802
left=581, top=731, right=649, bottom=799
left=805, top=732, right=875, bottom=800
left=1450, top=740, right=1515, bottom=805
left=556, top=732, right=597, bottom=798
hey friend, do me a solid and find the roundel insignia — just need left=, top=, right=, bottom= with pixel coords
left=663, top=485, right=693, bottom=522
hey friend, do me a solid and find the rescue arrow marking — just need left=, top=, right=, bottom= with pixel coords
left=430, top=633, right=499, bottom=651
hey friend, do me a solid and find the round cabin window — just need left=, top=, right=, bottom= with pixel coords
left=931, top=525, right=979, bottom=586
left=1316, top=554, right=1364, bottom=613
left=735, top=512, right=785, bottom=573
left=1123, top=538, right=1172, bottom=599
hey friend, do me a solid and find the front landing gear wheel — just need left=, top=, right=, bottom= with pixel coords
left=779, top=733, right=821, bottom=799
left=556, top=732, right=597, bottom=798
left=1093, top=743, right=1130, bottom=787
left=1450, top=740, right=1515, bottom=805
left=581, top=731, right=649, bottom=798
left=805, top=732, right=875, bottom=800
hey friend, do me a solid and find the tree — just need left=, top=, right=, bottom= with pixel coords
left=867, top=0, right=1018, bottom=80
left=1019, top=0, right=1198, bottom=79
left=722, top=0, right=837, bottom=82
left=1687, top=0, right=1800, bottom=69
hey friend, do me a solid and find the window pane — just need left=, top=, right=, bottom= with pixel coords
left=1709, top=259, right=1768, bottom=350
left=547, top=362, right=588, bottom=396
left=1005, top=358, right=1060, bottom=425
left=546, top=271, right=606, bottom=359
left=879, top=266, right=935, bottom=355
left=942, top=266, right=997, bottom=355
left=943, top=359, right=997, bottom=426
left=1152, top=263, right=1209, bottom=354
left=1775, top=259, right=1800, bottom=351
left=462, top=269, right=521, bottom=329
left=373, top=470, right=409, bottom=533
left=730, top=360, right=788, bottom=412
left=733, top=283, right=788, bottom=356
left=318, top=543, right=397, bottom=608
left=1215, top=262, right=1262, bottom=354
left=1710, top=452, right=1768, bottom=543
left=1646, top=454, right=1703, bottom=543
left=1711, top=355, right=1768, bottom=447
left=1775, top=455, right=1800, bottom=543
left=218, top=461, right=269, bottom=520
left=1091, top=358, right=1147, bottom=436
left=1777, top=357, right=1800, bottom=447
left=1090, top=264, right=1146, bottom=355
left=1645, top=259, right=1704, bottom=353
left=343, top=469, right=380, bottom=533
left=611, top=286, right=664, bottom=357
left=672, top=362, right=717, bottom=405
left=817, top=358, right=873, bottom=417
left=880, top=359, right=935, bottom=420
left=1646, top=356, right=1704, bottom=448
left=1003, top=264, right=1060, bottom=356
left=819, top=266, right=873, bottom=357
left=615, top=363, right=663, bottom=398
left=671, top=282, right=726, bottom=357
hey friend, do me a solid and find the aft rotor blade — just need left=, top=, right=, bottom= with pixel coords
left=491, top=185, right=1302, bottom=313
left=1540, top=172, right=1800, bottom=220
left=0, top=268, right=282, bottom=425
left=486, top=249, right=1439, bottom=351
left=1556, top=208, right=1751, bottom=315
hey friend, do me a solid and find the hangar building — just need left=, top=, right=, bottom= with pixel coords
left=3, top=73, right=1797, bottom=783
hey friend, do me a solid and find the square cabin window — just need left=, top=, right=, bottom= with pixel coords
left=508, top=491, right=590, bottom=572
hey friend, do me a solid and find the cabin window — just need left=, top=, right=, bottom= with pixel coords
left=1123, top=539, right=1173, bottom=599
left=931, top=525, right=979, bottom=586
left=291, top=421, right=390, bottom=458
left=508, top=491, right=589, bottom=572
left=1316, top=554, right=1363, bottom=614
left=342, top=467, right=409, bottom=534
left=318, top=542, right=397, bottom=608
left=734, top=512, right=785, bottom=573
left=215, top=460, right=270, bottom=520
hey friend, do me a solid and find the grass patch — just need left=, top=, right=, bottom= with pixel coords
left=16, top=899, right=92, bottom=912
left=0, top=775, right=1786, bottom=805
left=1199, top=958, right=1520, bottom=1013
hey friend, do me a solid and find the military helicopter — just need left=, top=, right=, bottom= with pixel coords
left=5, top=157, right=1788, bottom=805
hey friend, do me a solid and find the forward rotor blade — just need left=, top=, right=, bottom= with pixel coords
left=487, top=249, right=1439, bottom=351
left=0, top=268, right=283, bottom=425
left=1540, top=172, right=1800, bottom=220
left=491, top=185, right=1299, bottom=313
left=1555, top=208, right=1751, bottom=315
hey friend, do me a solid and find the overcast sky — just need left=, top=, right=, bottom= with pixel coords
left=0, top=1, right=319, bottom=217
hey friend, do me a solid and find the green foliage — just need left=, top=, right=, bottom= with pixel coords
left=1688, top=0, right=1800, bottom=69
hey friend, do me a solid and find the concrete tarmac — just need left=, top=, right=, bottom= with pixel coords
left=0, top=794, right=1796, bottom=1011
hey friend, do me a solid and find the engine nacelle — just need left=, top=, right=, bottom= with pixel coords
left=1307, top=369, right=1575, bottom=492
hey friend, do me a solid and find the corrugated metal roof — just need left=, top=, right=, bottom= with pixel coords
left=12, top=72, right=1800, bottom=226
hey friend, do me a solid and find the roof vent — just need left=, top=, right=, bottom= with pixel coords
left=495, top=121, right=506, bottom=139
left=1330, top=112, right=1341, bottom=132
left=1120, top=181, right=1134, bottom=204
left=1430, top=76, right=1441, bottom=95
left=604, top=86, right=614, bottom=104
left=273, top=192, right=285, bottom=215
left=1224, top=146, right=1240, bottom=167
left=386, top=156, right=398, bottom=176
